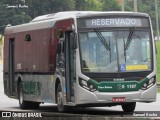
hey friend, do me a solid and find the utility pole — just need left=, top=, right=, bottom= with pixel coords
left=122, top=0, right=125, bottom=11
left=155, top=0, right=160, bottom=40
left=133, top=0, right=137, bottom=12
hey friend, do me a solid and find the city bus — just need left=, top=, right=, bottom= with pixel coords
left=3, top=11, right=157, bottom=112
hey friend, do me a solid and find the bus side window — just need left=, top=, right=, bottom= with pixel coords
left=56, top=29, right=65, bottom=68
left=57, top=29, right=65, bottom=53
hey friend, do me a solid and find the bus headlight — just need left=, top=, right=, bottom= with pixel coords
left=149, top=78, right=155, bottom=85
left=141, top=77, right=156, bottom=90
left=79, top=78, right=97, bottom=92
left=88, top=82, right=97, bottom=92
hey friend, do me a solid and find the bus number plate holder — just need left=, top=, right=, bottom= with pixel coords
left=112, top=97, right=126, bottom=102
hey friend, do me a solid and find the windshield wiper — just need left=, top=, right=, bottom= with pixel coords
left=124, top=27, right=135, bottom=50
left=94, top=28, right=110, bottom=51
left=123, top=36, right=127, bottom=63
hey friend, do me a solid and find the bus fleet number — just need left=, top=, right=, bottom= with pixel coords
left=127, top=84, right=136, bottom=89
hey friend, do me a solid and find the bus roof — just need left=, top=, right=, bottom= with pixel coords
left=31, top=11, right=149, bottom=22
left=5, top=11, right=150, bottom=34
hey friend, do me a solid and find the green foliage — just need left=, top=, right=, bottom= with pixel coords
left=124, top=0, right=160, bottom=36
left=138, top=0, right=157, bottom=34
left=75, top=0, right=85, bottom=10
left=0, top=35, right=2, bottom=44
left=84, top=0, right=102, bottom=11
left=25, top=0, right=75, bottom=18
left=51, top=0, right=75, bottom=12
left=124, top=0, right=133, bottom=11
left=158, top=88, right=160, bottom=93
left=100, top=0, right=121, bottom=11
left=0, top=0, right=31, bottom=34
left=156, top=41, right=160, bottom=83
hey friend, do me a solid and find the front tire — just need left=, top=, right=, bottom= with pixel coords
left=56, top=83, right=69, bottom=112
left=18, top=82, right=40, bottom=109
left=121, top=102, right=136, bottom=112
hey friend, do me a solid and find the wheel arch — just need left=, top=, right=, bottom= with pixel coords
left=55, top=78, right=61, bottom=103
left=16, top=74, right=23, bottom=95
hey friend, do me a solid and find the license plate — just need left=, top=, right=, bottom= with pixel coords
left=112, top=97, right=126, bottom=102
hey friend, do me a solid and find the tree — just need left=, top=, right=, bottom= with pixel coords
left=124, top=0, right=133, bottom=11
left=100, top=0, right=121, bottom=11
left=83, top=0, right=102, bottom=11
left=137, top=0, right=158, bottom=33
left=50, top=0, right=75, bottom=12
left=25, top=0, right=75, bottom=18
left=75, top=0, right=119, bottom=11
left=75, top=0, right=85, bottom=10
left=25, top=0, right=51, bottom=18
left=124, top=0, right=160, bottom=33
left=0, top=0, right=31, bottom=34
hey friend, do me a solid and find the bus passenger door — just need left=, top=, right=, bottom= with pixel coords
left=8, top=38, right=15, bottom=96
left=65, top=31, right=76, bottom=102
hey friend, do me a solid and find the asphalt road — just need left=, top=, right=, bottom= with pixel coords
left=0, top=64, right=160, bottom=119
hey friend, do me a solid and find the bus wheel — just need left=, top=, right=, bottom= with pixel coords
left=18, top=82, right=40, bottom=109
left=121, top=102, right=136, bottom=112
left=56, top=83, right=67, bottom=112
left=18, top=82, right=29, bottom=109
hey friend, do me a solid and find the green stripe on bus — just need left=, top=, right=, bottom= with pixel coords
left=22, top=81, right=40, bottom=95
left=88, top=78, right=148, bottom=92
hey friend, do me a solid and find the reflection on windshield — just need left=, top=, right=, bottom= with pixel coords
left=79, top=30, right=152, bottom=73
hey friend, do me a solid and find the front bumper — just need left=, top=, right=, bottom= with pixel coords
left=75, top=83, right=157, bottom=105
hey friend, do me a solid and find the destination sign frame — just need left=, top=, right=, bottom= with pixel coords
left=77, top=17, right=149, bottom=28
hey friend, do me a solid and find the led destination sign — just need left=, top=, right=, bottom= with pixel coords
left=78, top=17, right=149, bottom=28
left=87, top=18, right=141, bottom=27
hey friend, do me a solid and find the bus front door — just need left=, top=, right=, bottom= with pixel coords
left=65, top=31, right=75, bottom=102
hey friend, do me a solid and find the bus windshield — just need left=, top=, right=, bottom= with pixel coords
left=79, top=29, right=152, bottom=73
